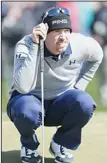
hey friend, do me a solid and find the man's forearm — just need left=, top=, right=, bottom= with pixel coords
left=14, top=40, right=39, bottom=93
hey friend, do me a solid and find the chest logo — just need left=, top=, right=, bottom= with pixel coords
left=69, top=60, right=76, bottom=65
left=16, top=53, right=21, bottom=58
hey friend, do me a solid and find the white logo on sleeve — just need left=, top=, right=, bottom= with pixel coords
left=16, top=53, right=26, bottom=59
left=16, top=53, right=21, bottom=58
left=69, top=60, right=76, bottom=65
left=52, top=19, right=68, bottom=25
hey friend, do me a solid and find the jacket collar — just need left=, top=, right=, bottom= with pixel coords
left=44, top=43, right=72, bottom=58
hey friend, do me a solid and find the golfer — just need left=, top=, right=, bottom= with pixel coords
left=7, top=6, right=103, bottom=163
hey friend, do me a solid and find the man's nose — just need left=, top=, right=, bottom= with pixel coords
left=59, top=36, right=65, bottom=41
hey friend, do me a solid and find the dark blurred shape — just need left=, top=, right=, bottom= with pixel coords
left=1, top=2, right=9, bottom=22
left=90, top=2, right=107, bottom=106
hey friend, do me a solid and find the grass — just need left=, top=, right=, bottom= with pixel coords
left=2, top=113, right=107, bottom=163
left=2, top=79, right=9, bottom=113
left=86, top=73, right=107, bottom=111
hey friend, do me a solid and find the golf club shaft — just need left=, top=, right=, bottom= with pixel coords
left=40, top=39, right=45, bottom=163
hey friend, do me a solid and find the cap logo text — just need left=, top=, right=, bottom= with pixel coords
left=52, top=19, right=68, bottom=25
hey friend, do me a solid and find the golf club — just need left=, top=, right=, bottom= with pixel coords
left=40, top=38, right=45, bottom=163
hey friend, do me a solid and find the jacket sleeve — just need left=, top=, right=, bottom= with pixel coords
left=13, top=35, right=40, bottom=93
left=74, top=36, right=103, bottom=90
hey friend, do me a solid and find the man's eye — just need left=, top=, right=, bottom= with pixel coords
left=65, top=29, right=70, bottom=32
left=55, top=30, right=60, bottom=32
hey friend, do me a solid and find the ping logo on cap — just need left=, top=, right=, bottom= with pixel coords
left=52, top=19, right=68, bottom=25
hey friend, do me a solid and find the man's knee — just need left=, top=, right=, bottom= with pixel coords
left=62, top=90, right=96, bottom=128
left=20, top=97, right=42, bottom=128
left=64, top=89, right=96, bottom=116
left=8, top=95, right=42, bottom=128
left=76, top=90, right=96, bottom=118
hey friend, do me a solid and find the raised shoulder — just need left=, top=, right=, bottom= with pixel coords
left=71, top=32, right=102, bottom=50
left=70, top=33, right=103, bottom=61
left=69, top=33, right=88, bottom=51
left=17, top=34, right=34, bottom=48
left=83, top=35, right=103, bottom=61
left=70, top=32, right=100, bottom=44
left=70, top=32, right=87, bottom=41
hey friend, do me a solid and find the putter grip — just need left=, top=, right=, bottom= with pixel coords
left=40, top=39, right=44, bottom=72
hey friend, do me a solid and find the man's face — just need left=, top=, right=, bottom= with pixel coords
left=45, top=29, right=71, bottom=55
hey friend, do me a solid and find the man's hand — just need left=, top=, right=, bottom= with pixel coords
left=32, top=23, right=48, bottom=44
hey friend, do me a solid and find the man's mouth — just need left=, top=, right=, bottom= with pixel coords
left=57, top=41, right=66, bottom=45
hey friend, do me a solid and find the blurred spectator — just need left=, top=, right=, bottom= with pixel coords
left=77, top=2, right=96, bottom=35
left=90, top=2, right=107, bottom=106
left=1, top=2, right=9, bottom=22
